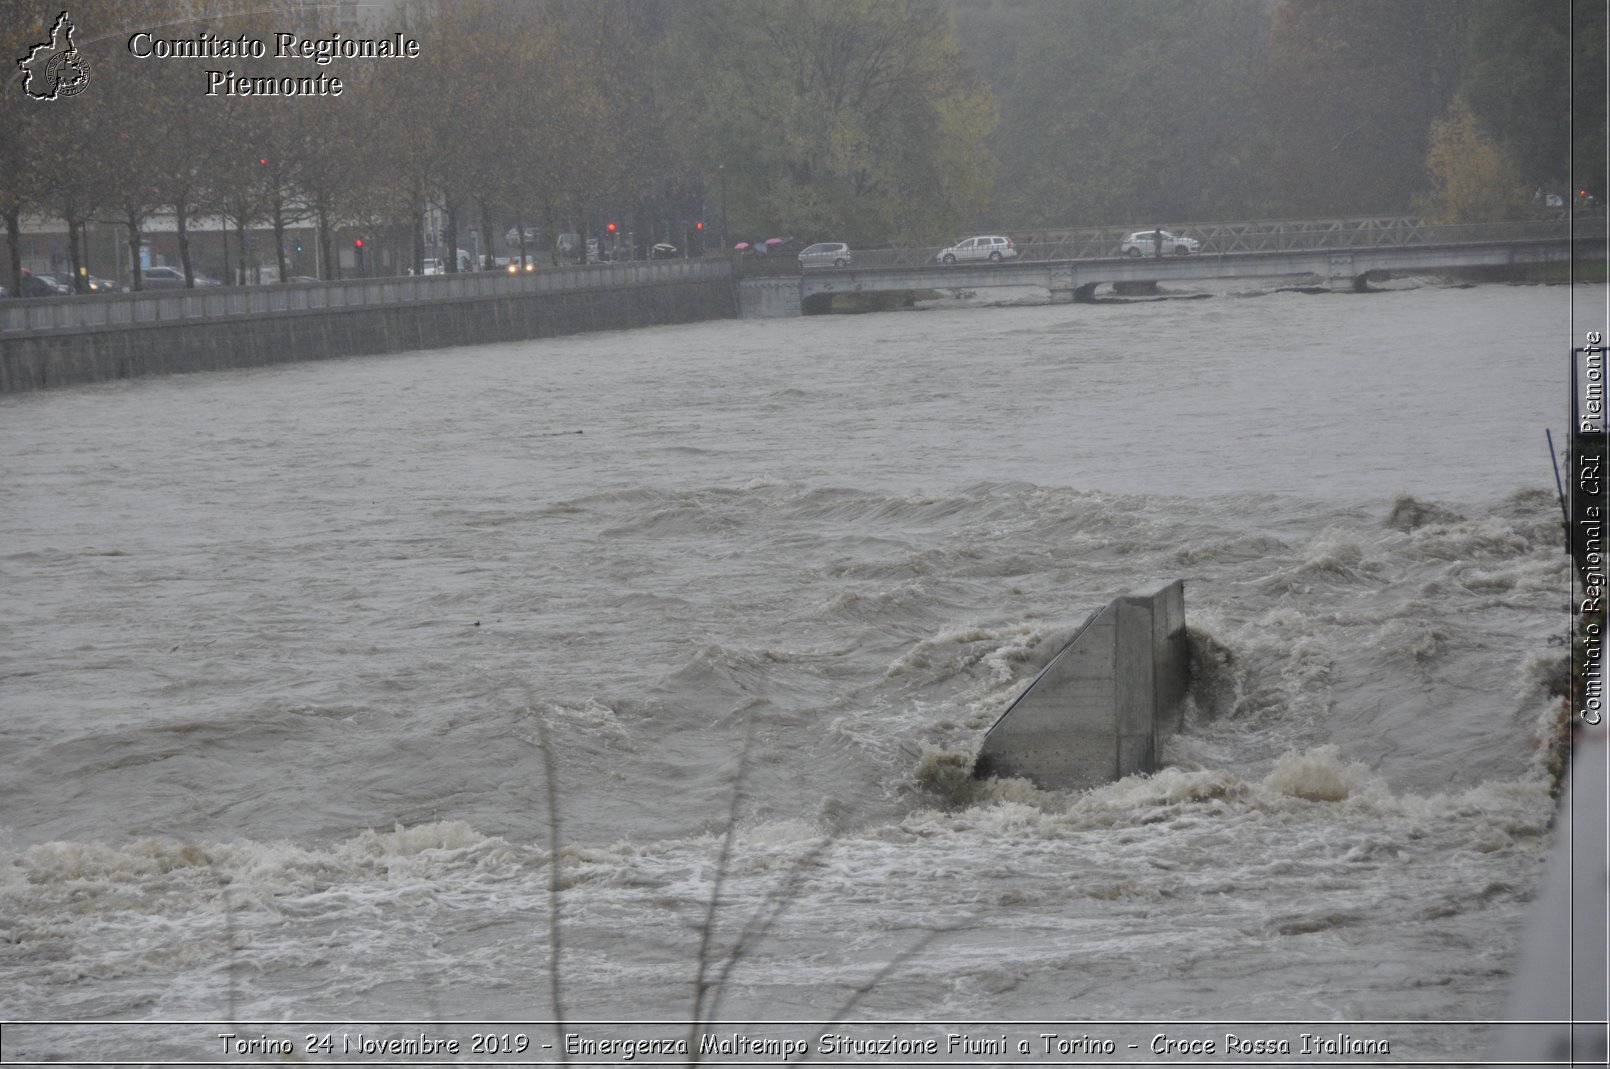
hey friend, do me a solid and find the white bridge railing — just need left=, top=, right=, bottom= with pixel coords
left=733, top=215, right=1587, bottom=275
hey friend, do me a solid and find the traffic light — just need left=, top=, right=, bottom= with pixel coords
left=695, top=221, right=704, bottom=231
left=353, top=237, right=363, bottom=249
left=259, top=157, right=267, bottom=165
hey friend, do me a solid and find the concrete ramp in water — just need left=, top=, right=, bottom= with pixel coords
left=973, top=580, right=1188, bottom=790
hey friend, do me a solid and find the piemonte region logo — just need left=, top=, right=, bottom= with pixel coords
left=18, top=11, right=91, bottom=100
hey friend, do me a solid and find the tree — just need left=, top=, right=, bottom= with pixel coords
left=89, top=0, right=176, bottom=291
left=977, top=0, right=1276, bottom=227
left=1263, top=0, right=1467, bottom=216
left=1425, top=96, right=1527, bottom=222
left=0, top=7, right=53, bottom=296
left=667, top=0, right=997, bottom=245
left=1459, top=0, right=1571, bottom=193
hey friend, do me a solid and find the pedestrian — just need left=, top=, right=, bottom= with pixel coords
left=1153, top=227, right=1163, bottom=258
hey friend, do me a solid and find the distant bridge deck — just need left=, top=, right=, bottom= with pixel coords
left=736, top=217, right=1604, bottom=316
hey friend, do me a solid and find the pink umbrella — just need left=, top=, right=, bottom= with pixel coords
left=764, top=237, right=787, bottom=246
left=733, top=241, right=750, bottom=250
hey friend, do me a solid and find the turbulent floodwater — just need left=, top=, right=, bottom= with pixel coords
left=0, top=278, right=1587, bottom=1060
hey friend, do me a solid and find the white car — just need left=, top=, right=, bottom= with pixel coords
left=938, top=235, right=1018, bottom=264
left=140, top=265, right=221, bottom=288
left=798, top=242, right=852, bottom=269
left=1121, top=230, right=1200, bottom=256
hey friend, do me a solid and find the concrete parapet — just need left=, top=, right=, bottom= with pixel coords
left=973, top=580, right=1187, bottom=790
left=0, top=274, right=735, bottom=392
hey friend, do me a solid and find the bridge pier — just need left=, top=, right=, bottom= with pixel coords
left=1326, top=253, right=1363, bottom=293
left=1047, top=265, right=1077, bottom=304
left=736, top=277, right=803, bottom=318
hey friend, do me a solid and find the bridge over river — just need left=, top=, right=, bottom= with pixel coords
left=736, top=216, right=1602, bottom=317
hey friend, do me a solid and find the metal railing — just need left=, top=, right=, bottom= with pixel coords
left=736, top=216, right=1587, bottom=274
left=0, top=258, right=733, bottom=335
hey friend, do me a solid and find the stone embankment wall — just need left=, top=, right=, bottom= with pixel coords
left=1, top=263, right=735, bottom=392
left=973, top=580, right=1189, bottom=790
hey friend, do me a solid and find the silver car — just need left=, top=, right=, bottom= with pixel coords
left=1120, top=230, right=1200, bottom=256
left=140, top=265, right=221, bottom=288
left=798, top=241, right=852, bottom=269
left=938, top=235, right=1018, bottom=263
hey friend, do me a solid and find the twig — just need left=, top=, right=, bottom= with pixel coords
left=685, top=708, right=761, bottom=1064
left=1547, top=428, right=1571, bottom=535
left=527, top=702, right=569, bottom=1064
left=703, top=834, right=837, bottom=1024
left=787, top=927, right=956, bottom=1066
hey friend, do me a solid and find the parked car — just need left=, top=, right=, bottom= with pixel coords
left=937, top=235, right=1017, bottom=264
left=139, top=266, right=187, bottom=289
left=139, top=265, right=221, bottom=288
left=85, top=275, right=122, bottom=293
left=1120, top=230, right=1200, bottom=256
left=798, top=241, right=852, bottom=269
left=13, top=272, right=63, bottom=298
left=34, top=273, right=75, bottom=294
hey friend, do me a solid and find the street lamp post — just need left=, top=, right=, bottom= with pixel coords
left=719, top=163, right=728, bottom=254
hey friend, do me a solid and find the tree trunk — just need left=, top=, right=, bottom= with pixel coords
left=126, top=225, right=144, bottom=291
left=444, top=202, right=460, bottom=273
left=124, top=206, right=145, bottom=292
left=4, top=209, right=21, bottom=297
left=176, top=194, right=193, bottom=287
left=235, top=212, right=248, bottom=286
left=412, top=196, right=424, bottom=274
left=481, top=203, right=495, bottom=269
left=78, top=225, right=93, bottom=290
left=272, top=199, right=288, bottom=283
left=317, top=203, right=334, bottom=281
left=66, top=218, right=84, bottom=293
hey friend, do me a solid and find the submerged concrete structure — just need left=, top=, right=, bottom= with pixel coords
left=973, top=580, right=1188, bottom=790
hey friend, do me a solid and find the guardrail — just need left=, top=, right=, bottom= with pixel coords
left=0, top=258, right=732, bottom=335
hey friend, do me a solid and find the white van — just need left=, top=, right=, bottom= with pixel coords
left=421, top=250, right=475, bottom=274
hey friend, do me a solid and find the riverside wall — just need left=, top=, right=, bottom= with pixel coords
left=0, top=262, right=735, bottom=392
